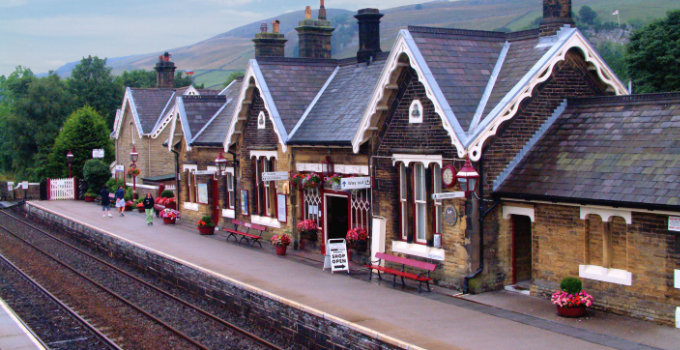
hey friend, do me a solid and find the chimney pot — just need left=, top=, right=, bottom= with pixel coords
left=355, top=8, right=383, bottom=63
left=272, top=20, right=280, bottom=34
left=253, top=21, right=287, bottom=57
left=319, top=0, right=326, bottom=20
left=260, top=23, right=267, bottom=33
left=296, top=3, right=334, bottom=59
left=305, top=6, right=312, bottom=19
left=154, top=52, right=176, bottom=88
left=539, top=0, right=573, bottom=36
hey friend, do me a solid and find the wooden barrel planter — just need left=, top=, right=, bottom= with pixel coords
left=556, top=305, right=586, bottom=317
left=198, top=226, right=215, bottom=235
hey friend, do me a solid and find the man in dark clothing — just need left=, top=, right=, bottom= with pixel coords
left=115, top=186, right=126, bottom=216
left=143, top=193, right=155, bottom=225
left=100, top=186, right=112, bottom=217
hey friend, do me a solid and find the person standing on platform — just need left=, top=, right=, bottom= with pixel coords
left=143, top=193, right=155, bottom=226
left=100, top=186, right=112, bottom=217
left=115, top=186, right=126, bottom=216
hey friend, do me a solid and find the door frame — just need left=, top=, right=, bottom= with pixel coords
left=211, top=177, right=220, bottom=226
left=511, top=214, right=532, bottom=284
left=323, top=190, right=350, bottom=247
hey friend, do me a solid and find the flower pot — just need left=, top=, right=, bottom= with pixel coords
left=198, top=226, right=215, bottom=235
left=556, top=305, right=586, bottom=318
left=84, top=196, right=95, bottom=202
left=275, top=245, right=287, bottom=256
left=163, top=217, right=176, bottom=225
left=125, top=205, right=132, bottom=212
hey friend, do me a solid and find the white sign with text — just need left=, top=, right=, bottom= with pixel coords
left=669, top=217, right=680, bottom=231
left=114, top=165, right=125, bottom=172
left=431, top=191, right=465, bottom=200
left=92, top=149, right=105, bottom=158
left=262, top=171, right=289, bottom=182
left=340, top=176, right=371, bottom=190
left=324, top=239, right=349, bottom=274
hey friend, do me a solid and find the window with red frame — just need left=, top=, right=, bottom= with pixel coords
left=253, top=157, right=277, bottom=217
left=398, top=162, right=439, bottom=244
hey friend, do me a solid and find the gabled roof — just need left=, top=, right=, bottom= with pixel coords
left=193, top=79, right=242, bottom=146
left=495, top=93, right=680, bottom=211
left=176, top=95, right=228, bottom=146
left=288, top=56, right=387, bottom=145
left=352, top=25, right=629, bottom=159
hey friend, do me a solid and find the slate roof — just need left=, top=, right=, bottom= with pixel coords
left=193, top=79, right=242, bottom=146
left=257, top=58, right=337, bottom=133
left=180, top=95, right=227, bottom=144
left=495, top=93, right=680, bottom=210
left=129, top=88, right=176, bottom=133
left=288, top=57, right=386, bottom=145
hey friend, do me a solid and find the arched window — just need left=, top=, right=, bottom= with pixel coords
left=409, top=99, right=423, bottom=124
left=257, top=111, right=266, bottom=129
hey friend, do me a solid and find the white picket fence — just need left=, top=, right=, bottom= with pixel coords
left=49, top=178, right=75, bottom=200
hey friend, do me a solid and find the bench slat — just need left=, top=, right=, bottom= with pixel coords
left=365, top=265, right=433, bottom=282
left=375, top=252, right=437, bottom=271
left=224, top=229, right=261, bottom=240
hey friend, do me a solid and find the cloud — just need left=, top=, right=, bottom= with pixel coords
left=0, top=0, right=27, bottom=8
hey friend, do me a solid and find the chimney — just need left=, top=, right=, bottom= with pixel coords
left=539, top=0, right=573, bottom=36
left=355, top=8, right=383, bottom=63
left=154, top=52, right=176, bottom=88
left=252, top=20, right=287, bottom=58
left=295, top=0, right=334, bottom=59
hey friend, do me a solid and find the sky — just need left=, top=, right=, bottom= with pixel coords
left=0, top=0, right=433, bottom=76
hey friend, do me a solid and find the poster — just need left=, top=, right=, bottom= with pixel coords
left=240, top=190, right=249, bottom=216
left=277, top=194, right=286, bottom=222
left=197, top=183, right=208, bottom=204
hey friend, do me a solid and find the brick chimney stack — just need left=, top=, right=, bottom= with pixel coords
left=295, top=0, right=334, bottom=59
left=154, top=52, right=176, bottom=88
left=539, top=0, right=573, bottom=36
left=355, top=8, right=383, bottom=63
left=253, top=20, right=287, bottom=58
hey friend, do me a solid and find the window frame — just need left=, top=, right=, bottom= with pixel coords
left=409, top=99, right=423, bottom=124
left=257, top=111, right=266, bottom=129
left=399, top=162, right=408, bottom=241
left=413, top=163, right=427, bottom=244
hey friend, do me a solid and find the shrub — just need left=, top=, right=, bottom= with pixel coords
left=560, top=277, right=582, bottom=295
left=160, top=190, right=175, bottom=198
left=83, top=159, right=111, bottom=192
left=124, top=187, right=133, bottom=201
left=106, top=178, right=126, bottom=192
left=197, top=216, right=215, bottom=228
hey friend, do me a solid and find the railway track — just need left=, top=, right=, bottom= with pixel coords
left=0, top=208, right=284, bottom=350
left=0, top=252, right=120, bottom=350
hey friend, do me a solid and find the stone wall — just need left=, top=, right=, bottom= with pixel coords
left=24, top=203, right=407, bottom=349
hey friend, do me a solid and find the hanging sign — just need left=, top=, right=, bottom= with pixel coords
left=92, top=149, right=105, bottom=158
left=669, top=217, right=680, bottom=232
left=262, top=171, right=289, bottom=182
left=432, top=191, right=465, bottom=200
left=21, top=181, right=28, bottom=190
left=114, top=165, right=125, bottom=172
left=340, top=176, right=371, bottom=190
left=324, top=238, right=349, bottom=274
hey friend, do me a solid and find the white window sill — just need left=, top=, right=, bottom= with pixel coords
left=222, top=209, right=235, bottom=219
left=183, top=202, right=198, bottom=211
left=392, top=241, right=445, bottom=261
left=251, top=215, right=281, bottom=228
left=579, top=265, right=632, bottom=286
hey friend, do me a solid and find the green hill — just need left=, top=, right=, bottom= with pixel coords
left=54, top=0, right=680, bottom=89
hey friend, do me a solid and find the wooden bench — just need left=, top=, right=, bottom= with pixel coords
left=365, top=252, right=437, bottom=293
left=223, top=219, right=265, bottom=248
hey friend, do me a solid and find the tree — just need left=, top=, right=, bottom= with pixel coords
left=223, top=71, right=244, bottom=88
left=626, top=10, right=680, bottom=93
left=47, top=106, right=114, bottom=179
left=68, top=56, right=123, bottom=128
left=596, top=41, right=629, bottom=82
left=83, top=159, right=111, bottom=192
left=175, top=71, right=201, bottom=88
left=114, top=69, right=155, bottom=88
left=578, top=6, right=598, bottom=26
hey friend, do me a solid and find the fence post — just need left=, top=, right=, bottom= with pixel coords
left=46, top=178, right=51, bottom=200
left=73, top=178, right=77, bottom=200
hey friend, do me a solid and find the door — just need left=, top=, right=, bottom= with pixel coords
left=324, top=194, right=349, bottom=244
left=512, top=215, right=532, bottom=283
left=211, top=178, right=220, bottom=226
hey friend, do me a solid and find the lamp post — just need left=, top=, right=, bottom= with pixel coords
left=130, top=146, right=139, bottom=199
left=214, top=151, right=227, bottom=176
left=456, top=156, right=480, bottom=198
left=66, top=150, right=74, bottom=178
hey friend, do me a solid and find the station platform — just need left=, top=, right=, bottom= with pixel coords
left=25, top=200, right=679, bottom=350
left=0, top=298, right=45, bottom=350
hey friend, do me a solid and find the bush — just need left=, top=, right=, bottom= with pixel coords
left=84, top=189, right=97, bottom=198
left=197, top=216, right=215, bottom=227
left=106, top=178, right=126, bottom=192
left=124, top=187, right=133, bottom=201
left=560, top=277, right=583, bottom=295
left=83, top=159, right=111, bottom=192
left=160, top=189, right=175, bottom=198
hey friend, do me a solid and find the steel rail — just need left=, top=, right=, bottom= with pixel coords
left=0, top=209, right=282, bottom=350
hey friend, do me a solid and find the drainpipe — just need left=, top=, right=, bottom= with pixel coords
left=462, top=158, right=499, bottom=293
left=170, top=148, right=181, bottom=205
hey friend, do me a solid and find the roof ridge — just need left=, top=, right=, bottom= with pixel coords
left=181, top=95, right=227, bottom=102
left=407, top=25, right=506, bottom=39
left=568, top=92, right=680, bottom=106
left=256, top=56, right=338, bottom=65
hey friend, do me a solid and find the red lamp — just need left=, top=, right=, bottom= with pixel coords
left=456, top=157, right=480, bottom=198
left=215, top=151, right=227, bottom=176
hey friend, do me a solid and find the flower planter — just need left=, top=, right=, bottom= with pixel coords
left=125, top=205, right=132, bottom=212
left=275, top=245, right=287, bottom=256
left=84, top=196, right=95, bottom=202
left=198, top=226, right=214, bottom=235
left=163, top=217, right=176, bottom=225
left=556, top=305, right=586, bottom=318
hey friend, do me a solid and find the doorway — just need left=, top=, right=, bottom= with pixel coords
left=211, top=178, right=220, bottom=226
left=324, top=193, right=349, bottom=244
left=512, top=215, right=532, bottom=285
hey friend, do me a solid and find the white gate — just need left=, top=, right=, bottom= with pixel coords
left=49, top=178, right=76, bottom=200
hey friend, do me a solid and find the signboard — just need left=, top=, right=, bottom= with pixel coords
left=7, top=182, right=13, bottom=191
left=240, top=190, right=249, bottom=216
left=324, top=238, right=349, bottom=274
left=114, top=165, right=125, bottom=172
left=670, top=217, right=680, bottom=232
left=197, top=183, right=208, bottom=204
left=21, top=181, right=28, bottom=190
left=262, top=171, right=289, bottom=182
left=92, top=149, right=105, bottom=158
left=340, top=176, right=371, bottom=190
left=432, top=191, right=465, bottom=200
left=194, top=170, right=216, bottom=176
left=277, top=194, right=286, bottom=222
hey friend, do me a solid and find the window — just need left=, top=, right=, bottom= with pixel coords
left=253, top=156, right=276, bottom=217
left=414, top=163, right=427, bottom=243
left=398, top=159, right=439, bottom=244
left=399, top=163, right=408, bottom=240
left=257, top=111, right=266, bottom=129
left=433, top=163, right=442, bottom=234
left=409, top=100, right=423, bottom=124
left=222, top=172, right=235, bottom=209
left=587, top=215, right=627, bottom=269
